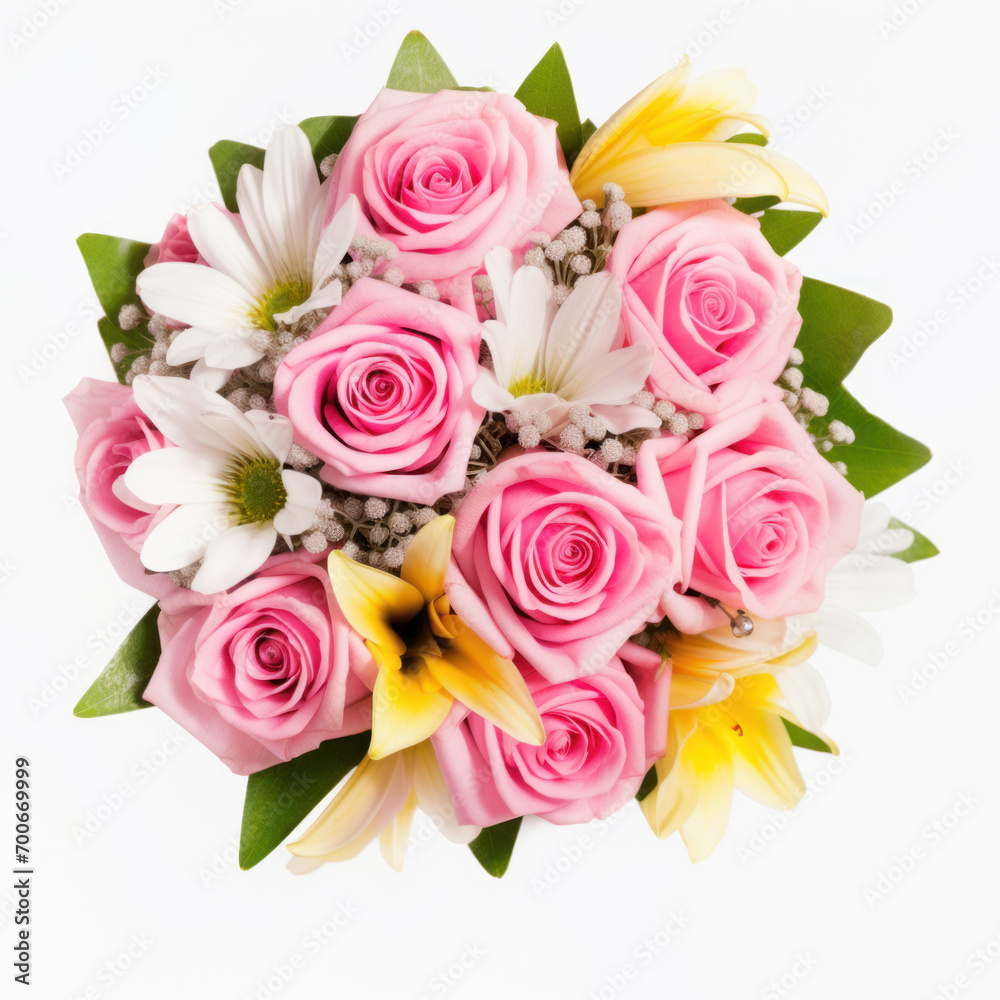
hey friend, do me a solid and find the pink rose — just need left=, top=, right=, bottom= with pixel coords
left=147, top=553, right=374, bottom=775
left=325, top=88, right=582, bottom=299
left=273, top=279, right=484, bottom=504
left=636, top=380, right=863, bottom=631
left=144, top=212, right=200, bottom=268
left=64, top=378, right=179, bottom=601
left=446, top=450, right=682, bottom=682
left=608, top=201, right=802, bottom=414
left=432, top=656, right=648, bottom=826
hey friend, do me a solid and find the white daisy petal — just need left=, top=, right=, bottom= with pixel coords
left=137, top=262, right=257, bottom=332
left=132, top=376, right=250, bottom=457
left=263, top=125, right=321, bottom=280
left=472, top=373, right=517, bottom=414
left=124, top=447, right=227, bottom=505
left=192, top=522, right=277, bottom=594
left=236, top=165, right=282, bottom=282
left=274, top=281, right=342, bottom=325
left=484, top=246, right=515, bottom=325
left=313, top=195, right=359, bottom=287
left=186, top=203, right=271, bottom=292
left=544, top=271, right=621, bottom=387
left=244, top=409, right=294, bottom=462
left=140, top=502, right=233, bottom=572
left=203, top=331, right=265, bottom=370
left=563, top=343, right=653, bottom=404
left=273, top=470, right=322, bottom=535
left=165, top=327, right=218, bottom=366
left=189, top=359, right=233, bottom=391
left=591, top=402, right=661, bottom=434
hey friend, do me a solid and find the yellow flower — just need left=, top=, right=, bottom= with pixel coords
left=287, top=741, right=478, bottom=872
left=665, top=618, right=818, bottom=709
left=639, top=623, right=834, bottom=862
left=327, top=514, right=545, bottom=759
left=570, top=56, right=828, bottom=215
left=641, top=670, right=836, bottom=863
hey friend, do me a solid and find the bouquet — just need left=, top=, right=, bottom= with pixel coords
left=66, top=32, right=936, bottom=876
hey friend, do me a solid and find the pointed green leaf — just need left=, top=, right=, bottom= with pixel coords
left=73, top=604, right=160, bottom=718
left=514, top=43, right=582, bottom=165
left=580, top=117, right=597, bottom=147
left=468, top=817, right=522, bottom=878
left=726, top=132, right=768, bottom=146
left=823, top=386, right=931, bottom=496
left=98, top=315, right=153, bottom=384
left=888, top=518, right=940, bottom=563
left=298, top=115, right=359, bottom=169
left=757, top=209, right=822, bottom=256
left=208, top=140, right=265, bottom=213
left=77, top=233, right=152, bottom=321
left=795, top=278, right=894, bottom=389
left=385, top=31, right=459, bottom=94
left=782, top=717, right=834, bottom=754
left=239, top=732, right=371, bottom=870
left=635, top=765, right=657, bottom=802
left=732, top=195, right=781, bottom=215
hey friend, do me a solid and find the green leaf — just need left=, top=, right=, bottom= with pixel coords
left=298, top=115, right=359, bottom=169
left=888, top=518, right=940, bottom=563
left=732, top=195, right=781, bottom=215
left=756, top=209, right=822, bottom=256
left=77, top=233, right=152, bottom=321
left=824, top=387, right=931, bottom=497
left=580, top=117, right=597, bottom=147
left=208, top=140, right=265, bottom=213
left=468, top=817, right=522, bottom=878
left=239, top=732, right=370, bottom=870
left=98, top=315, right=153, bottom=384
left=73, top=604, right=160, bottom=718
left=726, top=132, right=768, bottom=146
left=782, top=717, right=834, bottom=754
left=794, top=277, right=931, bottom=494
left=635, top=766, right=657, bottom=802
left=796, top=278, right=894, bottom=389
left=385, top=31, right=459, bottom=94
left=514, top=43, right=582, bottom=165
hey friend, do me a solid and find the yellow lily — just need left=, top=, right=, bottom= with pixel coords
left=327, top=514, right=545, bottom=759
left=287, top=741, right=479, bottom=872
left=641, top=671, right=837, bottom=863
left=569, top=56, right=828, bottom=215
left=664, top=619, right=819, bottom=709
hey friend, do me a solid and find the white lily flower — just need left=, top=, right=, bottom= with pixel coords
left=472, top=247, right=659, bottom=436
left=789, top=502, right=917, bottom=666
left=124, top=375, right=322, bottom=594
left=136, top=125, right=360, bottom=372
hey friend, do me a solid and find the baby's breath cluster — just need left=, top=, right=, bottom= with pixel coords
left=519, top=184, right=633, bottom=300
left=779, top=349, right=854, bottom=477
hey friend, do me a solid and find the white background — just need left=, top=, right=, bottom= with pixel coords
left=3, top=0, right=998, bottom=997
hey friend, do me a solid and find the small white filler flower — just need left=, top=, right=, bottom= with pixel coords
left=124, top=375, right=322, bottom=594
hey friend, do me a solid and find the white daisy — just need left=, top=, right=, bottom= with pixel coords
left=789, top=502, right=917, bottom=666
left=124, top=375, right=322, bottom=594
left=473, top=247, right=659, bottom=435
left=136, top=124, right=359, bottom=373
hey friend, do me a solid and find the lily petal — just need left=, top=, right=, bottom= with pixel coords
left=327, top=551, right=424, bottom=655
left=400, top=515, right=454, bottom=604
left=426, top=616, right=545, bottom=746
left=370, top=664, right=454, bottom=759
